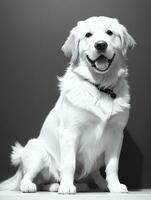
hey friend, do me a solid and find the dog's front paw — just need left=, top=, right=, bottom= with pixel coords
left=20, top=179, right=37, bottom=193
left=108, top=183, right=128, bottom=193
left=58, top=183, right=76, bottom=194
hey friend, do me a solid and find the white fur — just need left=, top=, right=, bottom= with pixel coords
left=0, top=16, right=135, bottom=194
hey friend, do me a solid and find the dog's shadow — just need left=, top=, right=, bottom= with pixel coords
left=119, top=128, right=143, bottom=189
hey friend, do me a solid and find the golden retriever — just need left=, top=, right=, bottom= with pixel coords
left=0, top=16, right=135, bottom=194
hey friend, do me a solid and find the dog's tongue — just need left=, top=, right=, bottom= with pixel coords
left=95, top=55, right=109, bottom=71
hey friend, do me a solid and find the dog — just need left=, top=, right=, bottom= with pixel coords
left=0, top=16, right=135, bottom=194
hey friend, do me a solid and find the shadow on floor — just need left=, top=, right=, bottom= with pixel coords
left=119, top=128, right=143, bottom=189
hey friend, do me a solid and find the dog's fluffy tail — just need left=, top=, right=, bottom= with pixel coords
left=0, top=142, right=24, bottom=191
left=10, top=142, right=23, bottom=166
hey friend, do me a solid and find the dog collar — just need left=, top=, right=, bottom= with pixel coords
left=93, top=83, right=116, bottom=99
left=85, top=80, right=116, bottom=99
left=73, top=71, right=117, bottom=99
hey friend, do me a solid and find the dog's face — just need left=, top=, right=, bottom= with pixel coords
left=62, top=16, right=135, bottom=83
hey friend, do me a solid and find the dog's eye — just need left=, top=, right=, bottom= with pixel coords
left=85, top=32, right=93, bottom=38
left=106, top=30, right=113, bottom=36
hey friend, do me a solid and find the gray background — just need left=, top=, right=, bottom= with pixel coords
left=0, top=0, right=150, bottom=189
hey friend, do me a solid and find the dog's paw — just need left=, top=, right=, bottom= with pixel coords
left=58, top=183, right=76, bottom=194
left=49, top=183, right=60, bottom=192
left=108, top=183, right=128, bottom=193
left=20, top=179, right=37, bottom=193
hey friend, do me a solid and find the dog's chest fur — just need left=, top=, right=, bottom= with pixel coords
left=58, top=67, right=130, bottom=178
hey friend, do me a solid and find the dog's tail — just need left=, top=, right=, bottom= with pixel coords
left=0, top=142, right=23, bottom=191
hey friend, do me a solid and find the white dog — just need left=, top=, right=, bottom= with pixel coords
left=0, top=16, right=135, bottom=194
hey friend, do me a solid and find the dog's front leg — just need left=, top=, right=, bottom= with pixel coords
left=58, top=129, right=78, bottom=194
left=105, top=130, right=128, bottom=193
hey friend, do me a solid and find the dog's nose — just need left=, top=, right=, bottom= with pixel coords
left=94, top=41, right=108, bottom=51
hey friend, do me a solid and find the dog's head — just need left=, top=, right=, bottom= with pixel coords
left=62, top=16, right=136, bottom=84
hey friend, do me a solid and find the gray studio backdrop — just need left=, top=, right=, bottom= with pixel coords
left=0, top=0, right=150, bottom=189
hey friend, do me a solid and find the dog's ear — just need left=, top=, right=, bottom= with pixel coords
left=62, top=26, right=79, bottom=64
left=120, top=24, right=136, bottom=57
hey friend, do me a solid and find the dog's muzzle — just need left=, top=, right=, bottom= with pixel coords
left=86, top=53, right=115, bottom=73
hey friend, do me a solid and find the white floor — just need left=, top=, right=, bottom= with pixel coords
left=0, top=190, right=151, bottom=200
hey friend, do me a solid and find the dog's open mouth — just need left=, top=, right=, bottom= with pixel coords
left=86, top=53, right=115, bottom=73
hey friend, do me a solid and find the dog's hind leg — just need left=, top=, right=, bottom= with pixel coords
left=19, top=139, right=50, bottom=193
left=20, top=169, right=38, bottom=193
